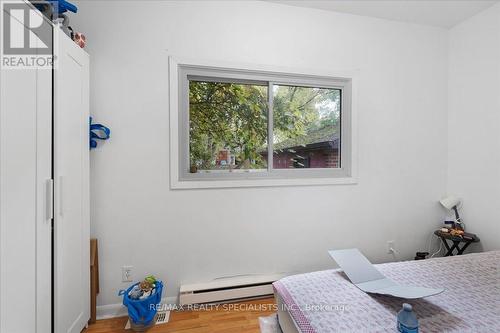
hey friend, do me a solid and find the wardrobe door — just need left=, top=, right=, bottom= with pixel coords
left=53, top=28, right=90, bottom=333
left=0, top=2, right=52, bottom=333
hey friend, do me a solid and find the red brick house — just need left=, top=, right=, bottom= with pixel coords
left=261, top=126, right=339, bottom=169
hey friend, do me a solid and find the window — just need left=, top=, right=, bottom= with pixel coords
left=171, top=59, right=356, bottom=188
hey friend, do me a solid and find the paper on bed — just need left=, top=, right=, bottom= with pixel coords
left=329, top=248, right=444, bottom=299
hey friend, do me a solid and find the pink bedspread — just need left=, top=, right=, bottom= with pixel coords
left=273, top=251, right=500, bottom=333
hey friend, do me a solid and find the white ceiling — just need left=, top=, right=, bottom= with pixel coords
left=266, top=0, right=498, bottom=28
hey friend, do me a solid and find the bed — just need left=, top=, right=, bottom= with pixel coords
left=273, top=251, right=500, bottom=333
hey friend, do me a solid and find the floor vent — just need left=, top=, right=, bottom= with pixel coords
left=124, top=310, right=170, bottom=330
left=155, top=310, right=170, bottom=324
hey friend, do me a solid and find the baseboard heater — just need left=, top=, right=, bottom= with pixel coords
left=179, top=273, right=286, bottom=305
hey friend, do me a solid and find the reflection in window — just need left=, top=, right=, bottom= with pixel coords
left=270, top=85, right=341, bottom=169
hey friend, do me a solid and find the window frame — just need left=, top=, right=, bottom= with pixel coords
left=169, top=57, right=358, bottom=189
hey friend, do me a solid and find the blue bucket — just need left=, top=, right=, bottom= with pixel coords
left=119, top=281, right=163, bottom=326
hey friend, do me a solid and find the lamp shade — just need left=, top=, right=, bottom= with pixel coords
left=439, top=196, right=461, bottom=210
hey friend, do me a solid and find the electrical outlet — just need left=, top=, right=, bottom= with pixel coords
left=387, top=240, right=395, bottom=254
left=122, top=266, right=133, bottom=282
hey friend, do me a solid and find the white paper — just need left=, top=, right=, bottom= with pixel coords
left=329, top=248, right=444, bottom=299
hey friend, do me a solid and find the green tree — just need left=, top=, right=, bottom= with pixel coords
left=189, top=81, right=268, bottom=169
left=189, top=82, right=340, bottom=171
left=272, top=86, right=340, bottom=144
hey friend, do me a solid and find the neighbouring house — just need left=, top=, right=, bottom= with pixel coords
left=261, top=126, right=340, bottom=169
left=215, top=149, right=236, bottom=167
left=216, top=149, right=230, bottom=166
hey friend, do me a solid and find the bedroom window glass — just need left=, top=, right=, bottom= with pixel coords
left=189, top=80, right=269, bottom=172
left=272, top=85, right=341, bottom=169
left=177, top=64, right=353, bottom=183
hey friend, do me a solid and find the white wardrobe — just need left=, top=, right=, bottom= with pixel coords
left=0, top=2, right=90, bottom=332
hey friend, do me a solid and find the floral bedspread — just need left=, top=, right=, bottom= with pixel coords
left=273, top=251, right=500, bottom=333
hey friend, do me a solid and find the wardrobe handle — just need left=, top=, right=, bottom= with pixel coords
left=46, top=179, right=54, bottom=220
left=58, top=176, right=64, bottom=217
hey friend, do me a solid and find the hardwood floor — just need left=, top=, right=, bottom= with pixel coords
left=84, top=297, right=276, bottom=333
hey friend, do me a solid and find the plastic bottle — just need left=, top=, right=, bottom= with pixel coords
left=397, top=303, right=419, bottom=333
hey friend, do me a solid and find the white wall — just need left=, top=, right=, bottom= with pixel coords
left=447, top=3, right=500, bottom=251
left=71, top=1, right=449, bottom=307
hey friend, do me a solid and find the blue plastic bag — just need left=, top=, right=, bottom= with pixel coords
left=89, top=117, right=111, bottom=150
left=119, top=281, right=163, bottom=326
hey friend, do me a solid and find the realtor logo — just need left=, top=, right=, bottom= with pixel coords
left=1, top=1, right=55, bottom=69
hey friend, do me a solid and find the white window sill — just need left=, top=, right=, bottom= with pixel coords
left=170, top=176, right=358, bottom=189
